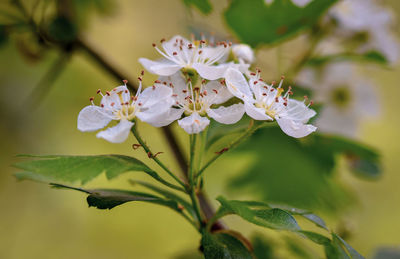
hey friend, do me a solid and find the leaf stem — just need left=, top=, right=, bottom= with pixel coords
left=130, top=124, right=186, bottom=189
left=195, top=120, right=263, bottom=180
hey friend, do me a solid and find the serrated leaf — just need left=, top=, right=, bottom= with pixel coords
left=14, top=155, right=180, bottom=190
left=201, top=230, right=253, bottom=259
left=51, top=183, right=180, bottom=210
left=224, top=0, right=337, bottom=47
left=183, top=0, right=212, bottom=15
left=214, top=196, right=301, bottom=231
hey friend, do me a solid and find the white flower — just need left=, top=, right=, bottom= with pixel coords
left=232, top=44, right=255, bottom=64
left=77, top=81, right=173, bottom=143
left=329, top=0, right=399, bottom=64
left=296, top=62, right=380, bottom=138
left=139, top=35, right=232, bottom=80
left=264, top=0, right=312, bottom=7
left=225, top=68, right=317, bottom=138
left=154, top=73, right=245, bottom=134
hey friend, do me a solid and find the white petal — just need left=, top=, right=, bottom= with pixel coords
left=207, top=103, right=245, bottom=124
left=137, top=84, right=173, bottom=108
left=162, top=35, right=192, bottom=58
left=244, top=102, right=272, bottom=121
left=224, top=68, right=253, bottom=100
left=77, top=105, right=113, bottom=132
left=232, top=44, right=255, bottom=64
left=178, top=112, right=210, bottom=134
left=138, top=102, right=182, bottom=127
left=139, top=58, right=181, bottom=76
left=285, top=99, right=316, bottom=123
left=101, top=85, right=130, bottom=110
left=159, top=73, right=187, bottom=104
left=276, top=117, right=317, bottom=138
left=96, top=119, right=134, bottom=143
left=291, top=0, right=312, bottom=7
left=192, top=63, right=228, bottom=80
left=203, top=80, right=234, bottom=105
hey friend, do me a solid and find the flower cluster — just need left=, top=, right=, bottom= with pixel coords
left=78, top=35, right=317, bottom=142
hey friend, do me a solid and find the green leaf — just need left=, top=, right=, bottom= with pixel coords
left=183, top=0, right=212, bottom=15
left=228, top=127, right=380, bottom=211
left=51, top=183, right=180, bottom=210
left=14, top=155, right=178, bottom=188
left=201, top=230, right=253, bottom=259
left=306, top=51, right=388, bottom=66
left=299, top=231, right=330, bottom=245
left=332, top=234, right=365, bottom=259
left=214, top=196, right=301, bottom=231
left=224, top=0, right=337, bottom=47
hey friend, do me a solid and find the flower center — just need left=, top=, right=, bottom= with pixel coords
left=115, top=105, right=136, bottom=121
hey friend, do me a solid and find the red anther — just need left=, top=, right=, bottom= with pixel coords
left=283, top=102, right=288, bottom=106
left=152, top=85, right=156, bottom=90
left=215, top=147, right=229, bottom=155
left=188, top=43, right=193, bottom=49
left=89, top=97, right=94, bottom=102
left=163, top=82, right=167, bottom=85
left=201, top=79, right=206, bottom=84
left=288, top=91, right=293, bottom=95
left=228, top=42, right=232, bottom=46
left=281, top=75, right=285, bottom=80
left=152, top=43, right=156, bottom=47
left=263, top=86, right=268, bottom=90
left=220, top=79, right=226, bottom=85
left=173, top=52, right=178, bottom=55
left=160, top=38, right=166, bottom=43
left=131, top=96, right=135, bottom=100
left=179, top=46, right=183, bottom=51
left=138, top=102, right=142, bottom=106
left=259, top=78, right=264, bottom=82
left=132, top=144, right=142, bottom=150
left=182, top=90, right=187, bottom=93
left=124, top=90, right=128, bottom=93
left=141, top=70, right=144, bottom=76
left=100, top=104, right=104, bottom=107
left=310, top=100, right=314, bottom=106
left=96, top=89, right=101, bottom=94
left=154, top=80, right=161, bottom=83
left=125, top=102, right=129, bottom=105
left=253, top=81, right=258, bottom=85
left=176, top=101, right=180, bottom=105
left=172, top=94, right=178, bottom=97
left=147, top=152, right=152, bottom=158
left=169, top=83, right=173, bottom=87
left=212, top=89, right=218, bottom=94
left=198, top=50, right=203, bottom=55
left=110, top=102, right=115, bottom=106
left=122, top=79, right=128, bottom=85
left=250, top=72, right=256, bottom=76
left=275, top=97, right=279, bottom=102
left=194, top=87, right=200, bottom=92
left=262, top=93, right=267, bottom=96
left=304, top=95, right=309, bottom=100
left=270, top=88, right=274, bottom=92
left=271, top=81, right=276, bottom=85
left=132, top=96, right=138, bottom=101
left=138, top=77, right=142, bottom=81
left=106, top=91, right=111, bottom=96
left=203, top=90, right=207, bottom=96
left=200, top=40, right=206, bottom=44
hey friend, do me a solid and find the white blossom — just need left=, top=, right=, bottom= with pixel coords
left=139, top=35, right=232, bottom=80
left=232, top=44, right=255, bottom=64
left=264, top=0, right=312, bottom=7
left=77, top=81, right=173, bottom=143
left=154, top=73, right=245, bottom=134
left=329, top=0, right=399, bottom=64
left=225, top=68, right=317, bottom=138
left=296, top=62, right=380, bottom=138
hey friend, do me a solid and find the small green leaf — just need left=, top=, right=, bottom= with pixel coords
left=299, top=231, right=330, bottom=245
left=201, top=230, right=253, bottom=259
left=51, top=183, right=180, bottom=210
left=333, top=234, right=365, bottom=259
left=183, top=0, right=212, bottom=15
left=14, top=155, right=180, bottom=189
left=224, top=0, right=337, bottom=47
left=214, top=196, right=301, bottom=231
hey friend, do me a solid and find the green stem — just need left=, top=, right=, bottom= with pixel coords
left=130, top=124, right=186, bottom=189
left=195, top=120, right=263, bottom=180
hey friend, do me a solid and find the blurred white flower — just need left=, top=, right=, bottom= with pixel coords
left=296, top=62, right=380, bottom=138
left=329, top=0, right=399, bottom=64
left=232, top=44, right=255, bottom=64
left=139, top=35, right=232, bottom=80
left=77, top=81, right=173, bottom=143
left=264, top=0, right=312, bottom=7
left=154, top=73, right=244, bottom=134
left=225, top=68, right=317, bottom=138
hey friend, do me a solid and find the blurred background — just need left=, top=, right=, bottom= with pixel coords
left=1, top=0, right=400, bottom=258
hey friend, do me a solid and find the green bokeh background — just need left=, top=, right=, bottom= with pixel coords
left=1, top=0, right=400, bottom=258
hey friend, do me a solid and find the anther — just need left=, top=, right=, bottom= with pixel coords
left=106, top=91, right=111, bottom=96
left=141, top=70, right=144, bottom=76
left=100, top=104, right=104, bottom=108
left=111, top=102, right=115, bottom=106
left=212, top=89, right=218, bottom=94
left=160, top=38, right=166, bottom=43
left=220, top=79, right=226, bottom=85
left=253, top=81, right=258, bottom=85
left=138, top=77, right=142, bottom=81
left=281, top=75, right=285, bottom=80
left=173, top=52, right=177, bottom=55
left=275, top=97, right=279, bottom=102
left=96, top=89, right=102, bottom=94
left=154, top=80, right=161, bottom=84
left=122, top=80, right=128, bottom=85
left=152, top=43, right=156, bottom=47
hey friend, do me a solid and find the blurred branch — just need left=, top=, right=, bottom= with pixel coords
left=28, top=53, right=71, bottom=107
